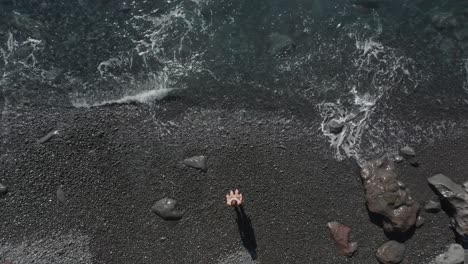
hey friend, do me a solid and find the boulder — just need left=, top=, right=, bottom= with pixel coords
left=427, top=174, right=468, bottom=238
left=430, top=244, right=464, bottom=264
left=376, top=240, right=406, bottom=264
left=326, top=222, right=358, bottom=257
left=360, top=159, right=420, bottom=233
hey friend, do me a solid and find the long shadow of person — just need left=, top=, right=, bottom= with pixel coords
left=234, top=205, right=257, bottom=260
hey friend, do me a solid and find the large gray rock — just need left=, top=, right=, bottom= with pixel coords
left=183, top=156, right=207, bottom=172
left=429, top=244, right=464, bottom=264
left=375, top=240, right=406, bottom=264
left=360, top=159, right=420, bottom=233
left=427, top=174, right=468, bottom=238
left=151, top=198, right=184, bottom=221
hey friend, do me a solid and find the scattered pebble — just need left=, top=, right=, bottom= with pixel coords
left=394, top=155, right=404, bottom=163
left=37, top=130, right=59, bottom=144
left=431, top=244, right=464, bottom=264
left=376, top=240, right=406, bottom=264
left=152, top=198, right=184, bottom=221
left=0, top=183, right=7, bottom=195
left=399, top=146, right=415, bottom=158
left=424, top=200, right=441, bottom=213
left=328, top=119, right=345, bottom=134
left=56, top=185, right=66, bottom=203
left=326, top=221, right=358, bottom=257
left=183, top=156, right=207, bottom=172
left=416, top=215, right=425, bottom=228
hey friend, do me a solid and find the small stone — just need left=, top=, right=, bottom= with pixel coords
left=152, top=198, right=184, bottom=221
left=183, top=156, right=207, bottom=172
left=432, top=244, right=464, bottom=264
left=416, top=216, right=425, bottom=228
left=57, top=185, right=66, bottom=203
left=326, top=222, right=358, bottom=257
left=329, top=119, right=345, bottom=134
left=0, top=183, right=8, bottom=195
left=394, top=156, right=404, bottom=163
left=376, top=240, right=406, bottom=264
left=37, top=130, right=59, bottom=144
left=424, top=200, right=441, bottom=213
left=399, top=146, right=415, bottom=158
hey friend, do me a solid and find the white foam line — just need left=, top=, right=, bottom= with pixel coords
left=72, top=88, right=177, bottom=108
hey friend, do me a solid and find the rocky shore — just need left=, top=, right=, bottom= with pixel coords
left=0, top=91, right=467, bottom=263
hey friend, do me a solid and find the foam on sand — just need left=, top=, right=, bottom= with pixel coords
left=72, top=87, right=177, bottom=108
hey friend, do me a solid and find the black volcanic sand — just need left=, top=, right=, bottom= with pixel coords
left=0, top=89, right=467, bottom=264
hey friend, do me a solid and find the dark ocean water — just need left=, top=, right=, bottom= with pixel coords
left=1, top=0, right=468, bottom=163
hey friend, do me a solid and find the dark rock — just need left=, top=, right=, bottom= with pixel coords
left=268, top=33, right=295, bottom=56
left=360, top=159, right=420, bottom=233
left=424, top=200, right=441, bottom=213
left=151, top=198, right=184, bottom=221
left=326, top=222, right=358, bottom=257
left=353, top=0, right=381, bottom=9
left=454, top=28, right=468, bottom=41
left=37, top=130, right=59, bottom=144
left=376, top=240, right=406, bottom=264
left=0, top=183, right=7, bottom=195
left=431, top=244, right=464, bottom=264
left=399, top=147, right=415, bottom=158
left=427, top=174, right=468, bottom=238
left=408, top=158, right=419, bottom=167
left=183, top=156, right=207, bottom=172
left=57, top=185, right=66, bottom=203
left=415, top=216, right=425, bottom=228
left=432, top=12, right=458, bottom=29
left=328, top=120, right=345, bottom=134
